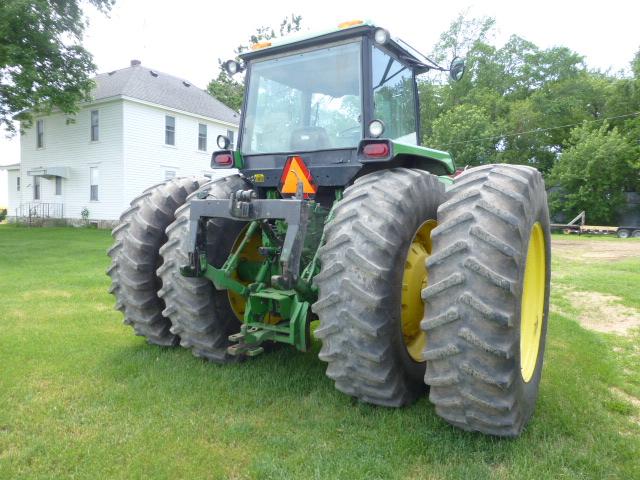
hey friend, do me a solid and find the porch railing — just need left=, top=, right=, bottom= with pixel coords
left=15, top=203, right=64, bottom=225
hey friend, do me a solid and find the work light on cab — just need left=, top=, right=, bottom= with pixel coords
left=368, top=119, right=385, bottom=138
left=222, top=60, right=243, bottom=76
left=217, top=134, right=231, bottom=149
left=374, top=28, right=390, bottom=45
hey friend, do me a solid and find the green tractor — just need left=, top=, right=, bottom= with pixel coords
left=107, top=21, right=551, bottom=437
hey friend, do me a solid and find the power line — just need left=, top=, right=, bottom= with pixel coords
left=438, top=111, right=640, bottom=147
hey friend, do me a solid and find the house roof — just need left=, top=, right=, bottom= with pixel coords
left=93, top=61, right=240, bottom=125
left=0, top=163, right=20, bottom=170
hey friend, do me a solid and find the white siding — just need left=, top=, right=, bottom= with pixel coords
left=20, top=101, right=124, bottom=220
left=122, top=100, right=238, bottom=207
left=15, top=98, right=238, bottom=222
left=0, top=170, right=7, bottom=207
left=7, top=169, right=20, bottom=215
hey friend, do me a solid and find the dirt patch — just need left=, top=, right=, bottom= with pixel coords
left=566, top=291, right=640, bottom=335
left=610, top=387, right=640, bottom=426
left=611, top=387, right=640, bottom=409
left=552, top=238, right=640, bottom=262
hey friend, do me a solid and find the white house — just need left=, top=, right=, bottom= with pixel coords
left=4, top=60, right=239, bottom=226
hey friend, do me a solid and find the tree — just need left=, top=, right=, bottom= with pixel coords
left=207, top=71, right=245, bottom=113
left=0, top=0, right=115, bottom=134
left=207, top=14, right=302, bottom=111
left=431, top=13, right=495, bottom=64
left=428, top=104, right=498, bottom=167
left=548, top=123, right=639, bottom=224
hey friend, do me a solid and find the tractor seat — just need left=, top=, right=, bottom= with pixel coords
left=290, top=127, right=331, bottom=151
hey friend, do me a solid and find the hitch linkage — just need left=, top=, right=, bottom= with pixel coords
left=181, top=188, right=310, bottom=289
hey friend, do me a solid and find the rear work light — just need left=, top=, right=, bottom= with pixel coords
left=212, top=152, right=233, bottom=168
left=362, top=142, right=390, bottom=158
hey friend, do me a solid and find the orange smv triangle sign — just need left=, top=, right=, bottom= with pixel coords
left=278, top=156, right=318, bottom=198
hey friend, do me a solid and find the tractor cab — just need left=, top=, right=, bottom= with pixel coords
left=214, top=21, right=463, bottom=190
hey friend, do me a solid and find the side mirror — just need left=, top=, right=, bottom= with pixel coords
left=449, top=57, right=466, bottom=81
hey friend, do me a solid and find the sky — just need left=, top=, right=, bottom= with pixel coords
left=1, top=0, right=639, bottom=172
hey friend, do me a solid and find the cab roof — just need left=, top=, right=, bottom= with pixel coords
left=239, top=20, right=431, bottom=72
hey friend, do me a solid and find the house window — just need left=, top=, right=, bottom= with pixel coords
left=33, top=176, right=40, bottom=200
left=91, top=110, right=99, bottom=141
left=164, top=170, right=176, bottom=181
left=198, top=123, right=207, bottom=151
left=165, top=115, right=175, bottom=145
left=90, top=167, right=99, bottom=201
left=55, top=177, right=62, bottom=195
left=36, top=119, right=44, bottom=148
left=17, top=177, right=20, bottom=191
left=227, top=129, right=235, bottom=148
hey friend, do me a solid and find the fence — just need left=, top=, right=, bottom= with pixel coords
left=15, top=203, right=64, bottom=225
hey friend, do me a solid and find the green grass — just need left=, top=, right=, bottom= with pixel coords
left=1, top=225, right=639, bottom=479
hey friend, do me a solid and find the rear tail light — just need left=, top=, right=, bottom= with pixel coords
left=212, top=153, right=233, bottom=168
left=363, top=142, right=390, bottom=158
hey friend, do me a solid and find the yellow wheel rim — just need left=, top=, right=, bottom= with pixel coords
left=227, top=226, right=263, bottom=322
left=401, top=219, right=437, bottom=362
left=520, top=222, right=546, bottom=383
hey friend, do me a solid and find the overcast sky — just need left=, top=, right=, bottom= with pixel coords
left=1, top=0, right=639, bottom=168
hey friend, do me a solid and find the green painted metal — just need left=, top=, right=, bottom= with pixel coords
left=232, top=150, right=244, bottom=169
left=201, top=256, right=248, bottom=296
left=300, top=189, right=342, bottom=286
left=194, top=195, right=335, bottom=354
left=391, top=140, right=456, bottom=174
left=437, top=175, right=455, bottom=187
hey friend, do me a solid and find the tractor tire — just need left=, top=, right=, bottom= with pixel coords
left=632, top=230, right=640, bottom=238
left=107, top=176, right=207, bottom=346
left=422, top=164, right=551, bottom=437
left=157, top=174, right=249, bottom=362
left=617, top=229, right=630, bottom=239
left=314, top=168, right=445, bottom=407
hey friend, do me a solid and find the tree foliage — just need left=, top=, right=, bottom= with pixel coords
left=0, top=0, right=115, bottom=133
left=548, top=124, right=639, bottom=224
left=430, top=104, right=497, bottom=166
left=420, top=13, right=639, bottom=223
left=207, top=14, right=302, bottom=111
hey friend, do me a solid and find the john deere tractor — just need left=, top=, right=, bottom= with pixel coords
left=108, top=21, right=551, bottom=437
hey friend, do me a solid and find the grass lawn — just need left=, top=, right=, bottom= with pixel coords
left=0, top=225, right=639, bottom=479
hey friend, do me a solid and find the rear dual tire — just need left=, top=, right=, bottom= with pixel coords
left=315, top=164, right=550, bottom=437
left=107, top=176, right=207, bottom=345
left=314, top=168, right=445, bottom=406
left=422, top=164, right=551, bottom=436
left=157, top=175, right=249, bottom=362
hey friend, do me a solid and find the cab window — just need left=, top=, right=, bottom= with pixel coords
left=371, top=46, right=417, bottom=144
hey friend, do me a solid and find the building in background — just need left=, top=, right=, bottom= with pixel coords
left=3, top=60, right=239, bottom=226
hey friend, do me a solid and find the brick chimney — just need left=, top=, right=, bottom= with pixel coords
left=130, top=59, right=141, bottom=67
